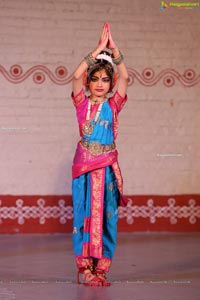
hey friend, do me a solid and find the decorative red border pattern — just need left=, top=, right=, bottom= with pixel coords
left=0, top=195, right=199, bottom=233
left=127, top=68, right=200, bottom=87
left=0, top=64, right=199, bottom=87
left=0, top=64, right=73, bottom=85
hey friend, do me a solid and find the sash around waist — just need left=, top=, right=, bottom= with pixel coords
left=72, top=139, right=129, bottom=207
left=72, top=140, right=118, bottom=179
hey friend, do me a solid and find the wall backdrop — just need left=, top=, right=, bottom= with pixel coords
left=0, top=0, right=200, bottom=232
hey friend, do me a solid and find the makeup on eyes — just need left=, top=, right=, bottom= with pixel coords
left=90, top=76, right=111, bottom=83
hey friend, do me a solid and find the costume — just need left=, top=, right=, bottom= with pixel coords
left=71, top=88, right=128, bottom=272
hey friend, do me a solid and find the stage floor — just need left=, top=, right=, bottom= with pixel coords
left=0, top=233, right=199, bottom=300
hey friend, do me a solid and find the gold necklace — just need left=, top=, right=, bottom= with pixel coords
left=89, top=96, right=106, bottom=104
left=83, top=101, right=103, bottom=135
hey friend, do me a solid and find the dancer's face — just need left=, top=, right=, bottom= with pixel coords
left=89, top=69, right=111, bottom=99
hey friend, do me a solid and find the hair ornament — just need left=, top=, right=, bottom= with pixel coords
left=96, top=53, right=114, bottom=66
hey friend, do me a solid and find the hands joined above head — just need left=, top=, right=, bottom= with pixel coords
left=97, top=22, right=118, bottom=53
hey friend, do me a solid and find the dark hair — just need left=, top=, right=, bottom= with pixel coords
left=86, top=51, right=115, bottom=92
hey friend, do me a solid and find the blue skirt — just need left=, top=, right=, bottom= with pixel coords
left=72, top=165, right=119, bottom=260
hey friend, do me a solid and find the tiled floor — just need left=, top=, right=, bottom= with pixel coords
left=0, top=233, right=199, bottom=300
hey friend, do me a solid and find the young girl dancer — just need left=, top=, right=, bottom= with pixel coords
left=71, top=22, right=128, bottom=286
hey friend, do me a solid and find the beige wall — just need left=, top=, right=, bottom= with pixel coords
left=0, top=0, right=199, bottom=195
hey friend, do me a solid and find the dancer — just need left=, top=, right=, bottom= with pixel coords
left=71, top=22, right=128, bottom=286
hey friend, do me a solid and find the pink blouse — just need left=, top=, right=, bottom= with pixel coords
left=71, top=89, right=128, bottom=140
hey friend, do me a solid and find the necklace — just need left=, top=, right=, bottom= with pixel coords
left=83, top=101, right=103, bottom=135
left=90, top=98, right=105, bottom=104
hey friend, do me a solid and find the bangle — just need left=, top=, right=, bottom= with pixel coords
left=84, top=53, right=96, bottom=66
left=112, top=51, right=124, bottom=65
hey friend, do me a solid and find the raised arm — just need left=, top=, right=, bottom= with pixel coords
left=106, top=23, right=128, bottom=98
left=72, top=25, right=109, bottom=96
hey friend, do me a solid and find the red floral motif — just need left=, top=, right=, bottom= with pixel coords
left=33, top=72, right=45, bottom=84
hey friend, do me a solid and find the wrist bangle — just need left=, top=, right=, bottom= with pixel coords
left=84, top=53, right=97, bottom=66
left=112, top=51, right=124, bottom=65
